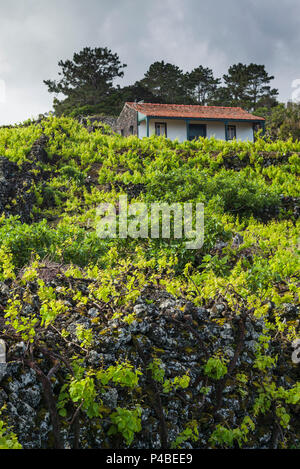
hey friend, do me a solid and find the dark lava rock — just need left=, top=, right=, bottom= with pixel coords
left=0, top=156, right=35, bottom=223
left=0, top=281, right=299, bottom=449
left=27, top=134, right=49, bottom=163
left=280, top=195, right=300, bottom=219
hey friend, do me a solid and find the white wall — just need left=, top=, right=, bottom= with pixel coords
left=196, top=120, right=254, bottom=141
left=235, top=122, right=254, bottom=141
left=138, top=119, right=187, bottom=141
left=149, top=119, right=187, bottom=141
left=138, top=120, right=147, bottom=138
left=138, top=119, right=254, bottom=142
left=194, top=120, right=225, bottom=140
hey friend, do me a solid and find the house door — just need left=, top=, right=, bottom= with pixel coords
left=188, top=124, right=207, bottom=140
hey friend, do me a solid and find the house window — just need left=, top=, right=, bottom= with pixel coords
left=155, top=122, right=167, bottom=137
left=227, top=125, right=236, bottom=140
left=188, top=124, right=207, bottom=140
left=129, top=125, right=134, bottom=135
left=121, top=129, right=124, bottom=136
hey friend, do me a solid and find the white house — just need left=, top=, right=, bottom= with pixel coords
left=117, top=102, right=265, bottom=142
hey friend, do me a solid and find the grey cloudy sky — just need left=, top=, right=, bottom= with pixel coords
left=0, top=0, right=299, bottom=124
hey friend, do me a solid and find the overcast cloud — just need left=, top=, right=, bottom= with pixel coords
left=0, top=0, right=299, bottom=124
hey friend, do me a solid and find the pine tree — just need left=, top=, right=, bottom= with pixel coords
left=185, top=66, right=221, bottom=105
left=44, top=47, right=127, bottom=115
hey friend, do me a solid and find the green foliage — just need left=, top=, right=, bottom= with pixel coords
left=171, top=420, right=199, bottom=449
left=186, top=65, right=221, bottom=105
left=222, top=63, right=278, bottom=110
left=38, top=279, right=68, bottom=327
left=204, top=357, right=228, bottom=380
left=147, top=359, right=190, bottom=393
left=0, top=216, right=106, bottom=268
left=147, top=358, right=165, bottom=383
left=69, top=376, right=100, bottom=418
left=42, top=50, right=279, bottom=116
left=4, top=296, right=38, bottom=343
left=0, top=416, right=22, bottom=449
left=0, top=116, right=299, bottom=449
left=97, top=362, right=142, bottom=388
left=210, top=416, right=255, bottom=448
left=59, top=165, right=86, bottom=185
left=201, top=169, right=280, bottom=218
left=139, top=61, right=190, bottom=104
left=44, top=46, right=127, bottom=116
left=108, top=406, right=142, bottom=446
left=75, top=325, right=94, bottom=349
left=259, top=102, right=300, bottom=141
left=162, top=374, right=190, bottom=394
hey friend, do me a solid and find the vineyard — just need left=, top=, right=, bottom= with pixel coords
left=0, top=116, right=299, bottom=449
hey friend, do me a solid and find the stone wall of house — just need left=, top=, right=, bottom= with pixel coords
left=116, top=104, right=138, bottom=136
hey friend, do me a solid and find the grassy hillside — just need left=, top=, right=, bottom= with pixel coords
left=0, top=116, right=299, bottom=449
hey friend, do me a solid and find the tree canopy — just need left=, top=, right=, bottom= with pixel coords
left=139, top=61, right=189, bottom=104
left=44, top=47, right=279, bottom=118
left=44, top=47, right=127, bottom=115
left=223, top=63, right=279, bottom=110
left=185, top=66, right=221, bottom=105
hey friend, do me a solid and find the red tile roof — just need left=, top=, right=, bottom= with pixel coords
left=126, top=102, right=265, bottom=121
